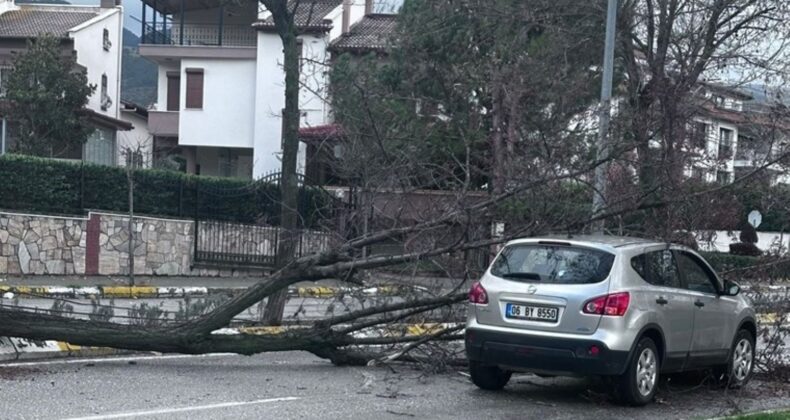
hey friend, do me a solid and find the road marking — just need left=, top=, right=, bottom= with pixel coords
left=62, top=397, right=301, bottom=420
left=0, top=353, right=235, bottom=367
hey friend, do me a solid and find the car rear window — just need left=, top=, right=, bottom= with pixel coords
left=490, top=244, right=615, bottom=284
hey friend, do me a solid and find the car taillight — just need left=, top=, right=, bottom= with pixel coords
left=469, top=281, right=488, bottom=304
left=583, top=292, right=629, bottom=316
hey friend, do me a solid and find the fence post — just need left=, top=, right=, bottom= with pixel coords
left=178, top=178, right=184, bottom=217
left=79, top=163, right=85, bottom=212
left=193, top=181, right=200, bottom=262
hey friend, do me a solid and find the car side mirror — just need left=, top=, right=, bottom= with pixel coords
left=723, top=280, right=740, bottom=296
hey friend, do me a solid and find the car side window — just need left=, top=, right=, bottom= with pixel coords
left=676, top=252, right=718, bottom=294
left=631, top=250, right=680, bottom=288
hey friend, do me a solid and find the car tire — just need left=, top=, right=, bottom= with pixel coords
left=716, top=329, right=755, bottom=389
left=469, top=360, right=511, bottom=390
left=615, top=337, right=659, bottom=406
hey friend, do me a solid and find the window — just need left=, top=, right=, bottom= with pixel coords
left=691, top=166, right=706, bottom=180
left=631, top=250, right=681, bottom=288
left=102, top=28, right=111, bottom=51
left=166, top=72, right=180, bottom=111
left=297, top=39, right=303, bottom=73
left=716, top=170, right=730, bottom=185
left=719, top=128, right=733, bottom=158
left=100, top=74, right=111, bottom=110
left=185, top=68, right=204, bottom=109
left=677, top=252, right=718, bottom=294
left=84, top=128, right=115, bottom=166
left=690, top=122, right=708, bottom=149
left=125, top=149, right=144, bottom=168
left=490, top=244, right=615, bottom=284
left=0, top=66, right=10, bottom=97
left=712, top=95, right=726, bottom=107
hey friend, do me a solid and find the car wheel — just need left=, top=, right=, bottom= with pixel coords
left=719, top=329, right=755, bottom=389
left=616, top=337, right=659, bottom=406
left=469, top=360, right=511, bottom=390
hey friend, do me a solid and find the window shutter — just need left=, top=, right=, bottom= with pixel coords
left=185, top=68, right=204, bottom=109
left=166, top=72, right=180, bottom=111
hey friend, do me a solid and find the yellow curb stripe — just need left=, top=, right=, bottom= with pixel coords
left=101, top=286, right=158, bottom=297
left=406, top=323, right=445, bottom=336
left=56, top=342, right=82, bottom=351
left=296, top=287, right=337, bottom=298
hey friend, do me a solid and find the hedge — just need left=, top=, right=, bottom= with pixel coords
left=0, top=154, right=331, bottom=227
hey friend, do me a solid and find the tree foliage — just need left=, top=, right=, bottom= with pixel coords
left=330, top=0, right=607, bottom=194
left=5, top=35, right=96, bottom=157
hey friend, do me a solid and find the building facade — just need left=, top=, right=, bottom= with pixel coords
left=0, top=0, right=131, bottom=164
left=140, top=0, right=373, bottom=179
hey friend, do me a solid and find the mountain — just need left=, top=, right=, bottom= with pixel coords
left=121, top=29, right=157, bottom=107
left=742, top=84, right=790, bottom=106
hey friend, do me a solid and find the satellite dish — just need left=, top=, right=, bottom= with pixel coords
left=748, top=210, right=762, bottom=228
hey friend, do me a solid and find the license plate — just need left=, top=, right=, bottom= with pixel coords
left=505, top=303, right=559, bottom=322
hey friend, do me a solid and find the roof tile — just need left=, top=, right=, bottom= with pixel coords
left=254, top=0, right=342, bottom=32
left=330, top=14, right=396, bottom=53
left=0, top=7, right=100, bottom=38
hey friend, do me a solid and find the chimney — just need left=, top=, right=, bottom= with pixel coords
left=365, top=0, right=373, bottom=15
left=0, top=0, right=17, bottom=14
left=342, top=0, right=352, bottom=34
left=100, top=0, right=120, bottom=8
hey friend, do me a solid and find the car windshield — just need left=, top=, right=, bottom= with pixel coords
left=490, top=244, right=615, bottom=284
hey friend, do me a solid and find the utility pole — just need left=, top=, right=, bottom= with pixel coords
left=591, top=0, right=618, bottom=233
left=127, top=149, right=136, bottom=287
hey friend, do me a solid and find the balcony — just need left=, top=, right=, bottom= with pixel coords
left=149, top=111, right=179, bottom=137
left=142, top=22, right=256, bottom=47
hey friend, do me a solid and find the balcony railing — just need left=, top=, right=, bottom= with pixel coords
left=142, top=22, right=256, bottom=47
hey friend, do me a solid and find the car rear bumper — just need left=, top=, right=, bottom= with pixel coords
left=465, top=327, right=630, bottom=376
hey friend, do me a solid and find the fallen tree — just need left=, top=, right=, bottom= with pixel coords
left=1, top=0, right=790, bottom=376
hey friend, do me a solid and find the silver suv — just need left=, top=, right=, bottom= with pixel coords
left=465, top=236, right=756, bottom=405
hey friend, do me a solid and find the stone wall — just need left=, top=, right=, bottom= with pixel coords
left=97, top=215, right=194, bottom=276
left=0, top=211, right=328, bottom=277
left=0, top=213, right=87, bottom=275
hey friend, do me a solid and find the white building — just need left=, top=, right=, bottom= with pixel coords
left=682, top=84, right=752, bottom=185
left=0, top=0, right=131, bottom=164
left=140, top=0, right=373, bottom=179
left=119, top=100, right=152, bottom=167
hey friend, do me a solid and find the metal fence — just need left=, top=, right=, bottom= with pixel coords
left=193, top=220, right=333, bottom=267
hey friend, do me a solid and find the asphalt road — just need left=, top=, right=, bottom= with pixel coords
left=1, top=352, right=788, bottom=420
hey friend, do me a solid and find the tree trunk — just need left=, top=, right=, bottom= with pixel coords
left=490, top=84, right=506, bottom=195
left=262, top=8, right=302, bottom=326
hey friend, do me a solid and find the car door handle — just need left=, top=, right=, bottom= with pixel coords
left=694, top=300, right=705, bottom=308
left=655, top=298, right=668, bottom=305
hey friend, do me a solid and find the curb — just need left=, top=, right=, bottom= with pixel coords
left=0, top=284, right=430, bottom=300
left=0, top=337, right=128, bottom=363
left=707, top=407, right=790, bottom=420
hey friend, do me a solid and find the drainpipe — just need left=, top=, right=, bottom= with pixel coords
left=342, top=0, right=351, bottom=34
left=1, top=117, right=6, bottom=155
left=365, top=0, right=372, bottom=15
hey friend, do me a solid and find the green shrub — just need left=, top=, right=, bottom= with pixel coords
left=729, top=242, right=762, bottom=256
left=0, top=154, right=331, bottom=227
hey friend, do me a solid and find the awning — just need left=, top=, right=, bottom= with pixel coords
left=79, top=108, right=134, bottom=131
